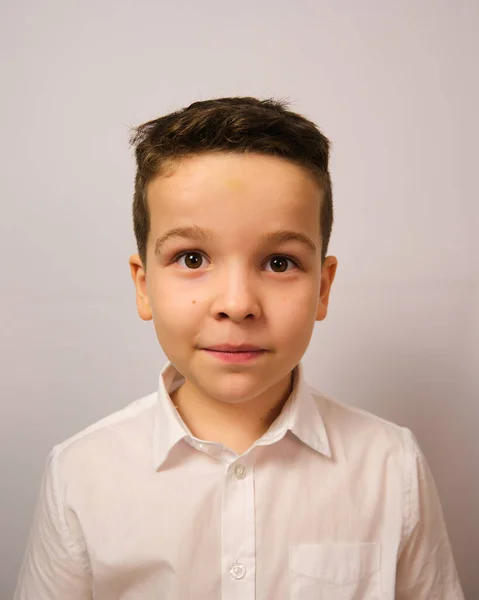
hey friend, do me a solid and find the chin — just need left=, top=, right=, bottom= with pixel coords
left=202, top=371, right=272, bottom=402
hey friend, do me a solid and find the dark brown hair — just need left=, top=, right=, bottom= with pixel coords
left=130, top=96, right=333, bottom=268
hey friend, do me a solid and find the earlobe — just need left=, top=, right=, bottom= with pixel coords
left=129, top=254, right=153, bottom=321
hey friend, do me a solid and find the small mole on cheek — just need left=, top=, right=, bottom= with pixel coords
left=192, top=300, right=196, bottom=304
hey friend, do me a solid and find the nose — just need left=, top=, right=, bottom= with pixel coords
left=211, top=265, right=261, bottom=322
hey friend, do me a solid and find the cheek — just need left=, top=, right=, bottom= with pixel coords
left=279, top=278, right=319, bottom=311
left=280, top=299, right=316, bottom=328
left=268, top=286, right=318, bottom=331
left=149, top=280, right=202, bottom=330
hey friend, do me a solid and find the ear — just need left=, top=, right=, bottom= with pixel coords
left=129, top=254, right=153, bottom=321
left=316, top=256, right=338, bottom=321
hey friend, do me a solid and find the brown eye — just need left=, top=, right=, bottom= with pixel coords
left=183, top=253, right=203, bottom=269
left=269, top=256, right=289, bottom=272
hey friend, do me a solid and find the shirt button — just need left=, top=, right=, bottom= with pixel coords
left=233, top=463, right=246, bottom=479
left=230, top=563, right=246, bottom=579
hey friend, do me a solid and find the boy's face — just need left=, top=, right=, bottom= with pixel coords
left=130, top=152, right=337, bottom=405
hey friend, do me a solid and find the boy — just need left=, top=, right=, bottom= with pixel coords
left=14, top=97, right=465, bottom=599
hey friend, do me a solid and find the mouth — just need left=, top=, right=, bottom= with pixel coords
left=201, top=345, right=267, bottom=363
left=204, top=344, right=265, bottom=352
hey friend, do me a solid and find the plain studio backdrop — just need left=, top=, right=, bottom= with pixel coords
left=1, top=0, right=478, bottom=597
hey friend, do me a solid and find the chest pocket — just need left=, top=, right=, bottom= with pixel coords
left=290, top=542, right=381, bottom=600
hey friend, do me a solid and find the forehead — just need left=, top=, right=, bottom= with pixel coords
left=146, top=152, right=322, bottom=238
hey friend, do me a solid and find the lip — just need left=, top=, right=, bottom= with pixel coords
left=204, top=344, right=264, bottom=352
left=202, top=348, right=266, bottom=363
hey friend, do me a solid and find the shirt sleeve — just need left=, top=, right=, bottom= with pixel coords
left=14, top=448, right=93, bottom=600
left=395, top=428, right=465, bottom=600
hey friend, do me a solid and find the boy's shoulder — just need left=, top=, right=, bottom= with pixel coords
left=50, top=391, right=159, bottom=472
left=306, top=382, right=413, bottom=456
left=310, top=384, right=404, bottom=430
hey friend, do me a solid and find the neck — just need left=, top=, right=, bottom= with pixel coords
left=170, top=371, right=294, bottom=455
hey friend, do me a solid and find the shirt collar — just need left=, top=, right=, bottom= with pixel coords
left=256, top=361, right=332, bottom=458
left=152, top=361, right=189, bottom=470
left=152, top=360, right=332, bottom=470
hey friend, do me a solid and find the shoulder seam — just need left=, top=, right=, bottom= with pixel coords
left=49, top=447, right=91, bottom=572
left=397, top=426, right=416, bottom=557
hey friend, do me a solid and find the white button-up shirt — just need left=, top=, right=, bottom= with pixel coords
left=14, top=361, right=465, bottom=599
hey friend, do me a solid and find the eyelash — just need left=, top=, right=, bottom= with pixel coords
left=172, top=250, right=301, bottom=271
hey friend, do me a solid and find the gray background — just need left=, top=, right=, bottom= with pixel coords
left=1, top=0, right=478, bottom=597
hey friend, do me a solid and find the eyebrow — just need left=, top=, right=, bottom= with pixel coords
left=154, top=225, right=317, bottom=255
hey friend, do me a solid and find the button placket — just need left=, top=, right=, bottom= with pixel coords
left=221, top=459, right=256, bottom=600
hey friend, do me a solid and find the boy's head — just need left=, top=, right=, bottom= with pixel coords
left=129, top=97, right=337, bottom=405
